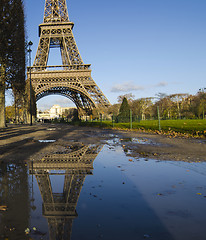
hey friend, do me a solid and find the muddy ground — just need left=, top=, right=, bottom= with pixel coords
left=0, top=123, right=206, bottom=163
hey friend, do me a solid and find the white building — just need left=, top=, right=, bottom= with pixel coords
left=49, top=105, right=62, bottom=119
left=37, top=105, right=76, bottom=120
left=37, top=110, right=50, bottom=120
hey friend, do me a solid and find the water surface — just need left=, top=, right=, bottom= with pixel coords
left=0, top=140, right=206, bottom=240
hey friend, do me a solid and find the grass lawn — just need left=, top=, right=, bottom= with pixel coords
left=70, top=119, right=206, bottom=137
left=133, top=119, right=206, bottom=133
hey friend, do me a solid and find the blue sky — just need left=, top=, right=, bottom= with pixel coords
left=21, top=0, right=206, bottom=110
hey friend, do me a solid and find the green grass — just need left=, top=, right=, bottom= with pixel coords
left=133, top=119, right=206, bottom=134
left=69, top=119, right=206, bottom=137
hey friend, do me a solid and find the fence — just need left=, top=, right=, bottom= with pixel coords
left=83, top=110, right=162, bottom=131
left=44, top=108, right=165, bottom=130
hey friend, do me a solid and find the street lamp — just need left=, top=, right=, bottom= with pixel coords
left=28, top=41, right=33, bottom=126
left=199, top=88, right=206, bottom=120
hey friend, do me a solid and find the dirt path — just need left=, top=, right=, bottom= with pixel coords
left=0, top=123, right=205, bottom=163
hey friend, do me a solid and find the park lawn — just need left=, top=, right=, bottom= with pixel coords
left=71, top=119, right=206, bottom=137
left=133, top=119, right=206, bottom=133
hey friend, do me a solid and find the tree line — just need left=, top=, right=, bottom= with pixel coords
left=101, top=91, right=206, bottom=121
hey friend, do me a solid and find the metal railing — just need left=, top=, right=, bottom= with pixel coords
left=27, top=64, right=91, bottom=72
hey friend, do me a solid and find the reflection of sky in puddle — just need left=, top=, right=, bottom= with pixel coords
left=105, top=137, right=119, bottom=145
left=131, top=137, right=155, bottom=144
left=38, top=140, right=56, bottom=143
left=106, top=137, right=159, bottom=146
left=27, top=143, right=206, bottom=240
left=123, top=137, right=160, bottom=145
left=50, top=174, right=65, bottom=192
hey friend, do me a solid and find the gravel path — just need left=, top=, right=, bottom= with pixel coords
left=0, top=123, right=205, bottom=163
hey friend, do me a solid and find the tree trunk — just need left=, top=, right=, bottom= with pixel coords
left=0, top=64, right=6, bottom=128
left=14, top=98, right=17, bottom=123
left=177, top=101, right=181, bottom=119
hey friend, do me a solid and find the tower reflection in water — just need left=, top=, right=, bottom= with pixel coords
left=29, top=142, right=103, bottom=240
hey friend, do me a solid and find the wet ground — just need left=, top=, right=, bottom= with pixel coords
left=0, top=124, right=206, bottom=240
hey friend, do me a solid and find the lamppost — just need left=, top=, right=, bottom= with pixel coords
left=199, top=88, right=206, bottom=119
left=153, top=96, right=161, bottom=131
left=28, top=41, right=33, bottom=126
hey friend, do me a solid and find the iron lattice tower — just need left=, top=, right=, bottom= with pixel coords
left=28, top=0, right=110, bottom=115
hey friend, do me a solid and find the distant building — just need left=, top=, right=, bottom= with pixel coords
left=49, top=105, right=62, bottom=119
left=37, top=105, right=76, bottom=120
left=37, top=110, right=50, bottom=120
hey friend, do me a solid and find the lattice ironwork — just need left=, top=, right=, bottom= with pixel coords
left=28, top=0, right=110, bottom=115
left=44, top=0, right=69, bottom=23
left=29, top=143, right=102, bottom=239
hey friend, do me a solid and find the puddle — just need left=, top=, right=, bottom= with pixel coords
left=38, top=139, right=56, bottom=143
left=132, top=137, right=156, bottom=144
left=121, top=137, right=160, bottom=145
left=106, top=137, right=160, bottom=147
left=105, top=137, right=119, bottom=146
left=0, top=142, right=206, bottom=240
left=197, top=139, right=206, bottom=144
left=46, top=128, right=56, bottom=131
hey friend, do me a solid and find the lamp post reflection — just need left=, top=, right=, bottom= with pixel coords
left=28, top=41, right=33, bottom=126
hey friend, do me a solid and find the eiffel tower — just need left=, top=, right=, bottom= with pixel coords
left=28, top=0, right=110, bottom=115
left=29, top=142, right=103, bottom=239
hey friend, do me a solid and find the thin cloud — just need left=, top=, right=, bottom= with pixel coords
left=154, top=81, right=168, bottom=87
left=111, top=81, right=145, bottom=93
left=111, top=80, right=169, bottom=93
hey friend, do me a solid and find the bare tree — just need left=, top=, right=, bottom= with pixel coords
left=117, top=93, right=135, bottom=104
left=169, top=94, right=189, bottom=119
left=132, top=98, right=153, bottom=120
